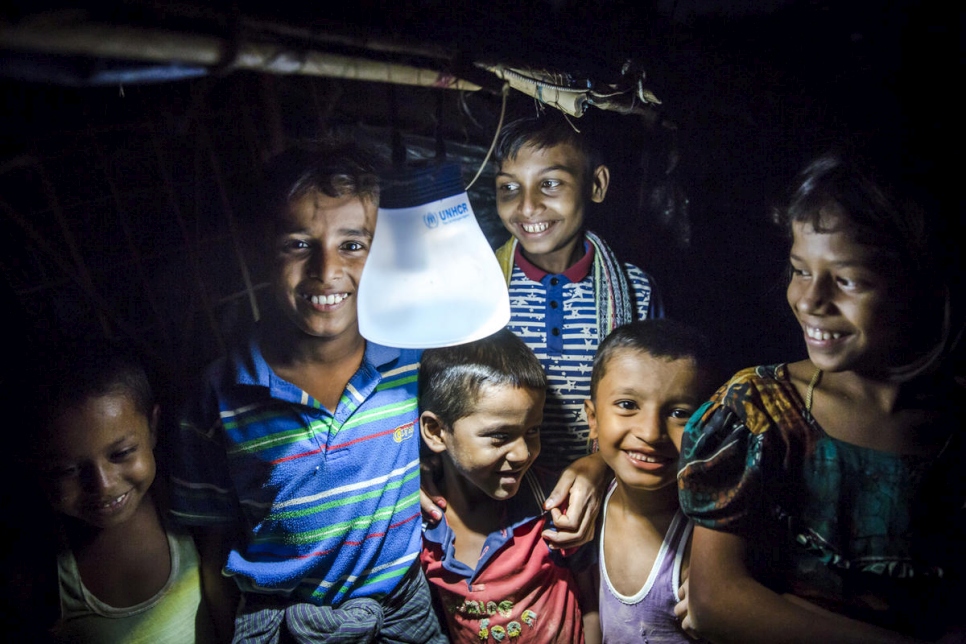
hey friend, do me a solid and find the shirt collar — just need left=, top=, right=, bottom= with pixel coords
left=229, top=327, right=406, bottom=398
left=422, top=470, right=549, bottom=546
left=514, top=236, right=594, bottom=283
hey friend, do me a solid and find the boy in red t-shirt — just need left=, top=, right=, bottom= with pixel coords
left=418, top=329, right=600, bottom=643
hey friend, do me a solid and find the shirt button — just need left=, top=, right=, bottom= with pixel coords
left=551, top=328, right=560, bottom=336
left=550, top=277, right=559, bottom=286
left=550, top=301, right=558, bottom=309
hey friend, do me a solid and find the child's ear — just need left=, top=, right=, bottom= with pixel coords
left=149, top=403, right=160, bottom=449
left=584, top=399, right=598, bottom=440
left=419, top=411, right=448, bottom=454
left=589, top=164, right=610, bottom=204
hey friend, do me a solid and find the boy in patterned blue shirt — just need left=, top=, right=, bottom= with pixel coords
left=493, top=115, right=663, bottom=471
left=169, top=140, right=446, bottom=643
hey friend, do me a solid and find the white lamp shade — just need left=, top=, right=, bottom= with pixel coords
left=357, top=163, right=510, bottom=348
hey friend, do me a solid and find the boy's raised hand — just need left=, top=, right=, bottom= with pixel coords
left=541, top=452, right=611, bottom=549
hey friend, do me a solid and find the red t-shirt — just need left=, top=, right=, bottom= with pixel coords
left=420, top=469, right=591, bottom=643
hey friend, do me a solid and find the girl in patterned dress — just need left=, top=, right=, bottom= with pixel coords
left=678, top=153, right=965, bottom=643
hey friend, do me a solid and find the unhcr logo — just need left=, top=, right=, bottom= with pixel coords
left=423, top=201, right=470, bottom=229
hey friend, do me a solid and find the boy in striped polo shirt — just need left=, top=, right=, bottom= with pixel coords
left=491, top=115, right=663, bottom=541
left=169, top=141, right=446, bottom=643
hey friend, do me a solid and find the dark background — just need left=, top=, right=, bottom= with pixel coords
left=1, top=0, right=960, bottom=394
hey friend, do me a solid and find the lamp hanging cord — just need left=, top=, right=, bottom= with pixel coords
left=465, top=81, right=510, bottom=191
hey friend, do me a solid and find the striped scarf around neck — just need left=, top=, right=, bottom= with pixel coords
left=495, top=230, right=634, bottom=338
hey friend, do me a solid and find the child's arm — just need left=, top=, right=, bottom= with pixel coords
left=687, top=526, right=925, bottom=644
left=542, top=452, right=611, bottom=549
left=193, top=526, right=239, bottom=644
left=576, top=564, right=601, bottom=644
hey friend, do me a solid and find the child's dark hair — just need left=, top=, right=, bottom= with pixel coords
left=495, top=114, right=604, bottom=182
left=590, top=319, right=714, bottom=400
left=419, top=328, right=547, bottom=428
left=775, top=152, right=933, bottom=274
left=775, top=152, right=961, bottom=380
left=261, top=138, right=382, bottom=223
left=28, top=338, right=155, bottom=437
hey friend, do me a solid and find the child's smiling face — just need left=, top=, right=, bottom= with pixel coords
left=272, top=191, right=376, bottom=342
left=787, top=211, right=911, bottom=375
left=495, top=143, right=608, bottom=274
left=587, top=350, right=705, bottom=492
left=428, top=383, right=544, bottom=503
left=39, top=393, right=158, bottom=530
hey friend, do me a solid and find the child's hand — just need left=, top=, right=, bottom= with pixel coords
left=419, top=454, right=446, bottom=527
left=419, top=487, right=446, bottom=527
left=674, top=572, right=700, bottom=639
left=542, top=452, right=610, bottom=549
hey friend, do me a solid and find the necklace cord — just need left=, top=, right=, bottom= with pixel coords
left=805, top=367, right=823, bottom=413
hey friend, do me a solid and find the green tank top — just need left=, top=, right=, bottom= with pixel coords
left=53, top=528, right=216, bottom=643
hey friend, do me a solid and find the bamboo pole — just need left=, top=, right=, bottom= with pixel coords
left=242, top=17, right=456, bottom=63
left=0, top=21, right=481, bottom=90
left=258, top=74, right=286, bottom=159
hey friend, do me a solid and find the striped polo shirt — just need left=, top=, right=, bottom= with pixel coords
left=505, top=241, right=660, bottom=472
left=169, top=335, right=423, bottom=607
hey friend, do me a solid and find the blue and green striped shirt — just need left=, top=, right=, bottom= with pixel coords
left=170, top=336, right=423, bottom=607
